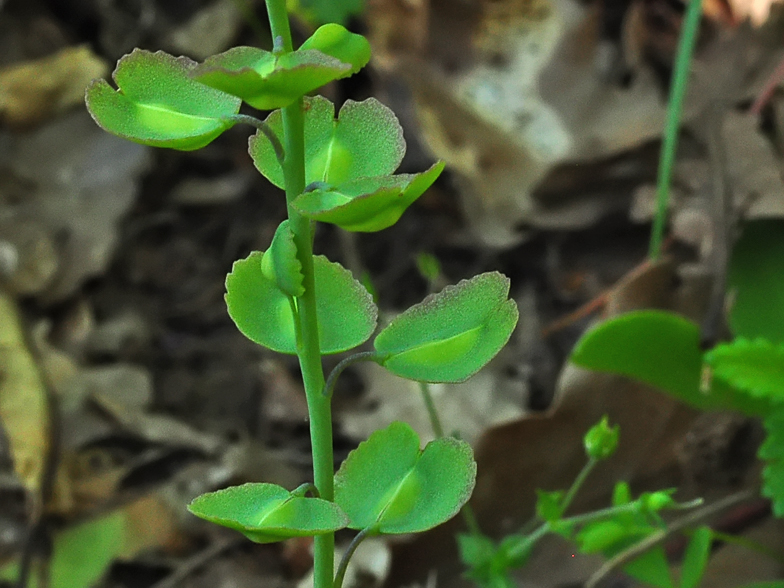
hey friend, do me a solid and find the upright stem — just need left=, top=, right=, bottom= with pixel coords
left=265, top=3, right=334, bottom=588
left=648, top=0, right=703, bottom=261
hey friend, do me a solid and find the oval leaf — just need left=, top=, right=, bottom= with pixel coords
left=728, top=220, right=784, bottom=343
left=261, top=220, right=304, bottom=297
left=334, top=421, right=476, bottom=534
left=373, top=272, right=518, bottom=383
left=192, top=47, right=350, bottom=110
left=760, top=410, right=784, bottom=516
left=250, top=96, right=405, bottom=189
left=705, top=338, right=784, bottom=402
left=569, top=310, right=772, bottom=415
left=226, top=251, right=377, bottom=354
left=680, top=526, right=712, bottom=588
left=292, top=162, right=444, bottom=232
left=86, top=49, right=240, bottom=150
left=188, top=483, right=348, bottom=543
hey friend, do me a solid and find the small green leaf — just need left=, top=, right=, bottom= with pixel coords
left=188, top=483, right=348, bottom=543
left=0, top=512, right=125, bottom=588
left=191, top=41, right=358, bottom=110
left=250, top=96, right=405, bottom=189
left=416, top=252, right=441, bottom=283
left=728, top=220, right=784, bottom=344
left=261, top=220, right=304, bottom=297
left=760, top=409, right=784, bottom=517
left=226, top=251, right=377, bottom=354
left=291, top=0, right=364, bottom=26
left=705, top=339, right=784, bottom=403
left=570, top=310, right=771, bottom=415
left=623, top=546, right=673, bottom=588
left=299, top=23, right=370, bottom=74
left=583, top=415, right=620, bottom=461
left=535, top=490, right=564, bottom=522
left=373, top=272, right=519, bottom=383
left=86, top=49, right=240, bottom=150
left=680, top=526, right=712, bottom=588
left=334, top=421, right=476, bottom=534
left=292, top=162, right=444, bottom=232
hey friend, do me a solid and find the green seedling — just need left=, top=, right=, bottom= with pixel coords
left=571, top=220, right=784, bottom=517
left=85, top=4, right=517, bottom=588
left=457, top=417, right=708, bottom=588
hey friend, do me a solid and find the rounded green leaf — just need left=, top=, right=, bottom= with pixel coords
left=299, top=24, right=370, bottom=75
left=728, top=220, right=784, bottom=344
left=226, top=251, right=377, bottom=354
left=570, top=310, right=773, bottom=415
left=705, top=338, right=784, bottom=402
left=192, top=47, right=351, bottom=110
left=261, top=220, right=304, bottom=297
left=250, top=96, right=405, bottom=189
left=85, top=49, right=241, bottom=150
left=292, top=162, right=444, bottom=232
left=188, top=483, right=348, bottom=543
left=373, top=272, right=519, bottom=383
left=334, top=421, right=476, bottom=534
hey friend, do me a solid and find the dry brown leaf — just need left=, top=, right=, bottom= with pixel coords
left=0, top=291, right=50, bottom=495
left=0, top=45, right=107, bottom=127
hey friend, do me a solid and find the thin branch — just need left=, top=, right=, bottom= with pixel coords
left=333, top=528, right=372, bottom=588
left=230, top=114, right=285, bottom=167
left=323, top=352, right=377, bottom=398
left=584, top=489, right=755, bottom=588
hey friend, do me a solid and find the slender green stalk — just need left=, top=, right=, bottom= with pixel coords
left=418, top=382, right=482, bottom=536
left=560, top=457, right=597, bottom=515
left=333, top=528, right=372, bottom=588
left=648, top=0, right=704, bottom=260
left=265, top=3, right=333, bottom=588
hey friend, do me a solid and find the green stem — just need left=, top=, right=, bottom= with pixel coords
left=265, top=3, right=333, bottom=588
left=324, top=352, right=378, bottom=399
left=560, top=457, right=597, bottom=515
left=418, top=382, right=482, bottom=536
left=648, top=0, right=703, bottom=261
left=333, top=528, right=372, bottom=588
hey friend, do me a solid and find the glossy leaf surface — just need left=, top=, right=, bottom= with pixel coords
left=373, top=272, right=518, bottom=382
left=226, top=252, right=377, bottom=354
left=705, top=338, right=784, bottom=402
left=570, top=310, right=771, bottom=414
left=292, top=162, right=444, bottom=232
left=261, top=220, right=304, bottom=297
left=188, top=483, right=348, bottom=543
left=250, top=96, right=404, bottom=189
left=86, top=49, right=240, bottom=150
left=728, top=220, right=784, bottom=343
left=299, top=23, right=370, bottom=73
left=334, top=421, right=476, bottom=534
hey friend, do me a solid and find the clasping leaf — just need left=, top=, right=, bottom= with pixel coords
left=261, top=220, right=304, bottom=297
left=226, top=251, right=377, bottom=354
left=334, top=421, right=476, bottom=534
left=292, top=162, right=444, bottom=232
left=373, top=272, right=519, bottom=383
left=86, top=49, right=241, bottom=150
left=188, top=483, right=348, bottom=543
left=191, top=24, right=369, bottom=110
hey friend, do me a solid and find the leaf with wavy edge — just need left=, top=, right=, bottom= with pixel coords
left=373, top=272, right=518, bottom=383
left=334, top=421, right=476, bottom=534
left=705, top=338, right=784, bottom=402
left=86, top=49, right=240, bottom=150
left=192, top=24, right=369, bottom=110
left=226, top=251, right=377, bottom=354
left=292, top=162, right=444, bottom=232
left=188, top=483, right=348, bottom=543
left=250, top=95, right=405, bottom=189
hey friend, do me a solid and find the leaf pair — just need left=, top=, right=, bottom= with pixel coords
left=85, top=24, right=369, bottom=150
left=251, top=95, right=443, bottom=232
left=188, top=422, right=475, bottom=540
left=228, top=246, right=518, bottom=384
